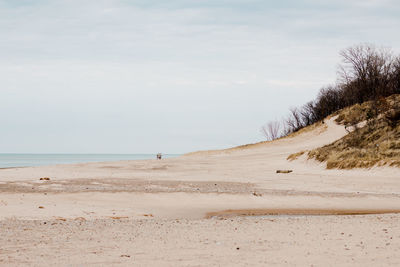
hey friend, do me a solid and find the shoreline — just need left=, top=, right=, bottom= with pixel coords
left=0, top=153, right=181, bottom=169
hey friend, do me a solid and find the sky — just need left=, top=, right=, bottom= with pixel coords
left=1, top=0, right=400, bottom=154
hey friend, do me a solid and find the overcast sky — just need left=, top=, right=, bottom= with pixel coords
left=1, top=0, right=400, bottom=154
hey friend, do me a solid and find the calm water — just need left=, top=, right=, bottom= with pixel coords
left=0, top=154, right=180, bottom=168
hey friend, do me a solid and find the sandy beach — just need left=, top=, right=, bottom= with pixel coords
left=1, top=118, right=400, bottom=266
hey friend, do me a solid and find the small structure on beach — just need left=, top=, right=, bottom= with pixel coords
left=157, top=153, right=162, bottom=160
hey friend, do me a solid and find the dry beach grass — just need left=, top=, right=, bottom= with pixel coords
left=308, top=94, right=400, bottom=169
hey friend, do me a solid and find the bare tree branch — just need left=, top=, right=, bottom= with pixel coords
left=261, top=121, right=282, bottom=141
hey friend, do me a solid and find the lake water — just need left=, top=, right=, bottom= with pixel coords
left=0, top=154, right=180, bottom=168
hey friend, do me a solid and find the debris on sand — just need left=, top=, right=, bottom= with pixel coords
left=276, top=170, right=293, bottom=174
left=110, top=216, right=129, bottom=220
left=39, top=177, right=50, bottom=181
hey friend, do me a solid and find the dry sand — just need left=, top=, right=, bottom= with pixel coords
left=1, top=117, right=400, bottom=266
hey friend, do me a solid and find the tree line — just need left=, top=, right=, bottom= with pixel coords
left=261, top=44, right=400, bottom=140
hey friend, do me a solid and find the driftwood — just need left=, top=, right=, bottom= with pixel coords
left=276, top=170, right=293, bottom=174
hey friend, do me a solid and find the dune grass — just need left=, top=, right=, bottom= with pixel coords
left=307, top=94, right=400, bottom=169
left=287, top=151, right=305, bottom=161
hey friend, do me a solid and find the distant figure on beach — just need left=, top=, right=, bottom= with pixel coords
left=157, top=153, right=162, bottom=160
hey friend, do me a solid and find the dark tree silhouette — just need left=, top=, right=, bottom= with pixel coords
left=262, top=44, right=400, bottom=139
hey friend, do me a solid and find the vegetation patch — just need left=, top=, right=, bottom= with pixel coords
left=308, top=95, right=400, bottom=169
left=261, top=44, right=400, bottom=141
left=287, top=151, right=305, bottom=161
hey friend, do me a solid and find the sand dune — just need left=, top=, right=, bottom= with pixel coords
left=1, top=117, right=400, bottom=266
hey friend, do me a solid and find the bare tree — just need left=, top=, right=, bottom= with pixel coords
left=285, top=107, right=305, bottom=133
left=299, top=101, right=316, bottom=126
left=261, top=120, right=282, bottom=141
left=390, top=56, right=400, bottom=94
left=338, top=44, right=395, bottom=103
left=261, top=44, right=400, bottom=139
